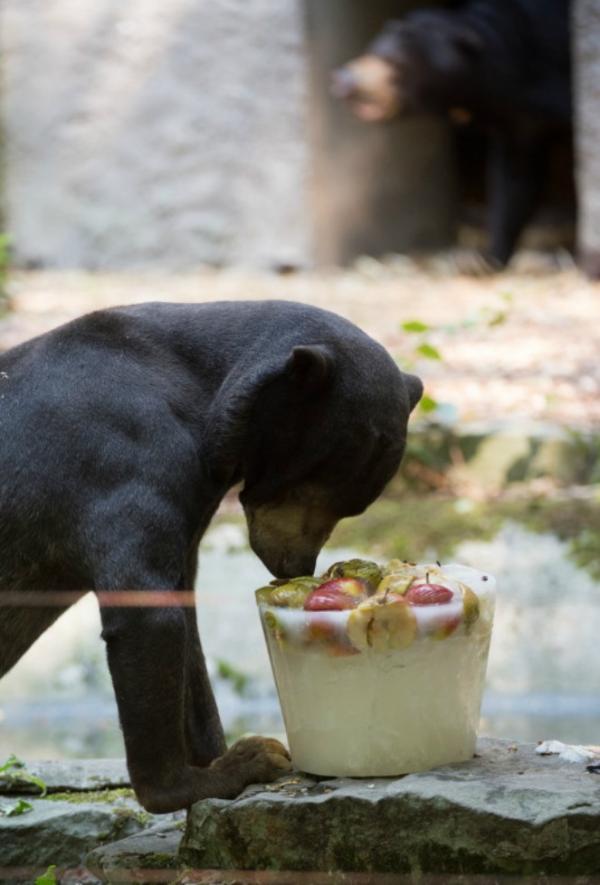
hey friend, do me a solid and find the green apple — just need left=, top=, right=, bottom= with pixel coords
left=323, top=558, right=383, bottom=591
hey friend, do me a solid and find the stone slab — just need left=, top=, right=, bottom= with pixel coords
left=0, top=758, right=129, bottom=794
left=181, top=738, right=600, bottom=875
left=0, top=793, right=150, bottom=869
left=0, top=763, right=183, bottom=881
left=85, top=821, right=184, bottom=882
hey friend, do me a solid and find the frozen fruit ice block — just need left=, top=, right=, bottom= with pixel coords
left=256, top=560, right=495, bottom=777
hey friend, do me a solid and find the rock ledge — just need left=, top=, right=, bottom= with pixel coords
left=180, top=738, right=600, bottom=875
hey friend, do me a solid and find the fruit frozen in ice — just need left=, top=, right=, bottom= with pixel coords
left=346, top=602, right=376, bottom=651
left=324, top=559, right=383, bottom=591
left=369, top=599, right=418, bottom=651
left=305, top=616, right=360, bottom=657
left=256, top=558, right=496, bottom=778
left=304, top=577, right=369, bottom=611
left=255, top=585, right=275, bottom=605
left=460, top=584, right=480, bottom=632
left=432, top=613, right=462, bottom=640
left=263, top=610, right=286, bottom=642
left=257, top=577, right=321, bottom=608
left=405, top=583, right=454, bottom=606
left=375, top=573, right=416, bottom=598
left=382, top=559, right=418, bottom=578
left=347, top=597, right=417, bottom=651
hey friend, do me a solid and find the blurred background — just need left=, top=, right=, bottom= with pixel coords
left=0, top=0, right=599, bottom=760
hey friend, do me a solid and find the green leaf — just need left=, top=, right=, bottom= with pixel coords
left=0, top=754, right=24, bottom=773
left=416, top=343, right=442, bottom=361
left=418, top=394, right=438, bottom=414
left=22, top=771, right=47, bottom=796
left=217, top=659, right=249, bottom=696
left=401, top=320, right=429, bottom=333
left=3, top=798, right=33, bottom=817
left=0, top=755, right=47, bottom=795
left=488, top=310, right=507, bottom=326
left=35, top=866, right=57, bottom=885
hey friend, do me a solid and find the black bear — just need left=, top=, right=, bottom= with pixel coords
left=0, top=300, right=422, bottom=812
left=332, top=0, right=572, bottom=270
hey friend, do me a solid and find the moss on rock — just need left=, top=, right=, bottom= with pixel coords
left=44, top=788, right=136, bottom=804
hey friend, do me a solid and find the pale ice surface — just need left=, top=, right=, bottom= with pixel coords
left=261, top=605, right=493, bottom=777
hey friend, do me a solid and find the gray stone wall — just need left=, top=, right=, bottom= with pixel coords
left=1, top=0, right=310, bottom=269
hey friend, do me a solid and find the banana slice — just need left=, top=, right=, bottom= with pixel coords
left=346, top=603, right=374, bottom=651
left=375, top=573, right=415, bottom=598
left=347, top=598, right=417, bottom=652
left=381, top=560, right=418, bottom=579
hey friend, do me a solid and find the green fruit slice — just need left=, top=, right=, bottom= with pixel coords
left=255, top=586, right=275, bottom=605
left=256, top=577, right=320, bottom=608
left=460, top=583, right=480, bottom=632
left=263, top=611, right=286, bottom=642
left=375, top=573, right=415, bottom=598
left=382, top=559, right=418, bottom=578
left=324, top=559, right=383, bottom=591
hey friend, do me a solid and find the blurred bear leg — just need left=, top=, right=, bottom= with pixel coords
left=486, top=131, right=546, bottom=268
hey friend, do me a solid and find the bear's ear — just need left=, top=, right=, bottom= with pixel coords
left=454, top=27, right=483, bottom=57
left=404, top=372, right=423, bottom=412
left=286, top=345, right=334, bottom=394
left=434, top=24, right=482, bottom=73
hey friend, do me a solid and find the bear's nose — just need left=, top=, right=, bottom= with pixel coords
left=272, top=550, right=318, bottom=581
left=331, top=67, right=358, bottom=100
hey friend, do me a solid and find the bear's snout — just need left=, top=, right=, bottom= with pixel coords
left=243, top=497, right=337, bottom=579
left=331, top=66, right=360, bottom=101
left=331, top=56, right=403, bottom=122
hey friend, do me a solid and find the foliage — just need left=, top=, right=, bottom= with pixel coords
left=0, top=754, right=47, bottom=795
left=0, top=798, right=33, bottom=816
left=217, top=659, right=249, bottom=696
left=330, top=489, right=600, bottom=584
left=45, top=787, right=135, bottom=804
left=415, top=342, right=442, bottom=361
left=330, top=494, right=503, bottom=561
left=400, top=319, right=445, bottom=416
left=502, top=493, right=600, bottom=582
left=35, top=866, right=57, bottom=885
left=401, top=320, right=429, bottom=333
left=418, top=394, right=438, bottom=414
left=399, top=294, right=513, bottom=420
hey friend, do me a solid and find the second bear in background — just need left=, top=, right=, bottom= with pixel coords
left=332, top=0, right=572, bottom=271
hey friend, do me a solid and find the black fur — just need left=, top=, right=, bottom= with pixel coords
left=0, top=300, right=421, bottom=811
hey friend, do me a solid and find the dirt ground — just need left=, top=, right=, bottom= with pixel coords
left=2, top=258, right=599, bottom=429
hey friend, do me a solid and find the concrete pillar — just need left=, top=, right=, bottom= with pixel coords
left=573, top=0, right=600, bottom=277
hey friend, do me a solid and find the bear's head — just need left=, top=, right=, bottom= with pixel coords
left=215, top=309, right=423, bottom=579
left=332, top=12, right=482, bottom=123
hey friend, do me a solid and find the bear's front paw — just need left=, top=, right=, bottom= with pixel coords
left=212, top=736, right=292, bottom=791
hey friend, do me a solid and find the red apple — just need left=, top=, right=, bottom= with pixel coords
left=405, top=583, right=453, bottom=606
left=433, top=614, right=461, bottom=640
left=304, top=577, right=368, bottom=611
left=305, top=617, right=359, bottom=656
